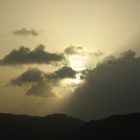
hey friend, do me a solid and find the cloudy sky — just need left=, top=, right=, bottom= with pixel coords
left=0, top=0, right=140, bottom=119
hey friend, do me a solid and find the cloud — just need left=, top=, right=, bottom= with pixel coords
left=10, top=68, right=45, bottom=86
left=89, top=49, right=105, bottom=57
left=26, top=81, right=53, bottom=97
left=10, top=68, right=49, bottom=97
left=10, top=66, right=77, bottom=97
left=47, top=66, right=76, bottom=80
left=64, top=46, right=83, bottom=55
left=64, top=45, right=104, bottom=57
left=63, top=50, right=140, bottom=120
left=0, top=44, right=64, bottom=65
left=13, top=28, right=39, bottom=36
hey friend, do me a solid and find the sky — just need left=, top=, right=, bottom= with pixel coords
left=0, top=0, right=140, bottom=119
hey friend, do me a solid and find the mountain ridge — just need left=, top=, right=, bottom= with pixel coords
left=0, top=112, right=140, bottom=140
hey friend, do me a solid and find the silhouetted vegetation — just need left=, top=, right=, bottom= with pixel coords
left=0, top=113, right=140, bottom=140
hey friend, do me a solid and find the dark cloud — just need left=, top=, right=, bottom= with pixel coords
left=10, top=68, right=45, bottom=86
left=0, top=44, right=64, bottom=65
left=63, top=50, right=140, bottom=120
left=13, top=28, right=39, bottom=36
left=10, top=68, right=49, bottom=97
left=64, top=46, right=83, bottom=55
left=48, top=66, right=76, bottom=80
left=10, top=66, right=76, bottom=97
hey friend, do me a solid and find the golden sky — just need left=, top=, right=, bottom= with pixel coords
left=0, top=0, right=140, bottom=118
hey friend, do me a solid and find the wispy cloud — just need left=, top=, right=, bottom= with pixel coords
left=64, top=45, right=105, bottom=57
left=12, top=28, right=40, bottom=36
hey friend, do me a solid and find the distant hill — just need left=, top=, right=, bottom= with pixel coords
left=0, top=113, right=84, bottom=140
left=0, top=113, right=140, bottom=140
left=62, top=113, right=140, bottom=140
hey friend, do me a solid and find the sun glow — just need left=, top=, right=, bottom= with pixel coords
left=57, top=73, right=83, bottom=98
left=61, top=73, right=83, bottom=90
left=70, top=73, right=82, bottom=85
left=68, top=55, right=86, bottom=71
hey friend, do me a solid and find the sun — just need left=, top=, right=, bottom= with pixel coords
left=68, top=55, right=86, bottom=71
left=58, top=55, right=86, bottom=95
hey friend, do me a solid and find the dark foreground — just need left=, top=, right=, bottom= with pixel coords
left=0, top=113, right=140, bottom=140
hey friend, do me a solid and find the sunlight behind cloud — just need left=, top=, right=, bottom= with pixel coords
left=66, top=73, right=82, bottom=85
left=59, top=72, right=84, bottom=98
left=68, top=55, right=86, bottom=71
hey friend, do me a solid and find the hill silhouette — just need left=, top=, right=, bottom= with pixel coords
left=63, top=113, right=140, bottom=140
left=0, top=113, right=84, bottom=140
left=0, top=113, right=140, bottom=140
